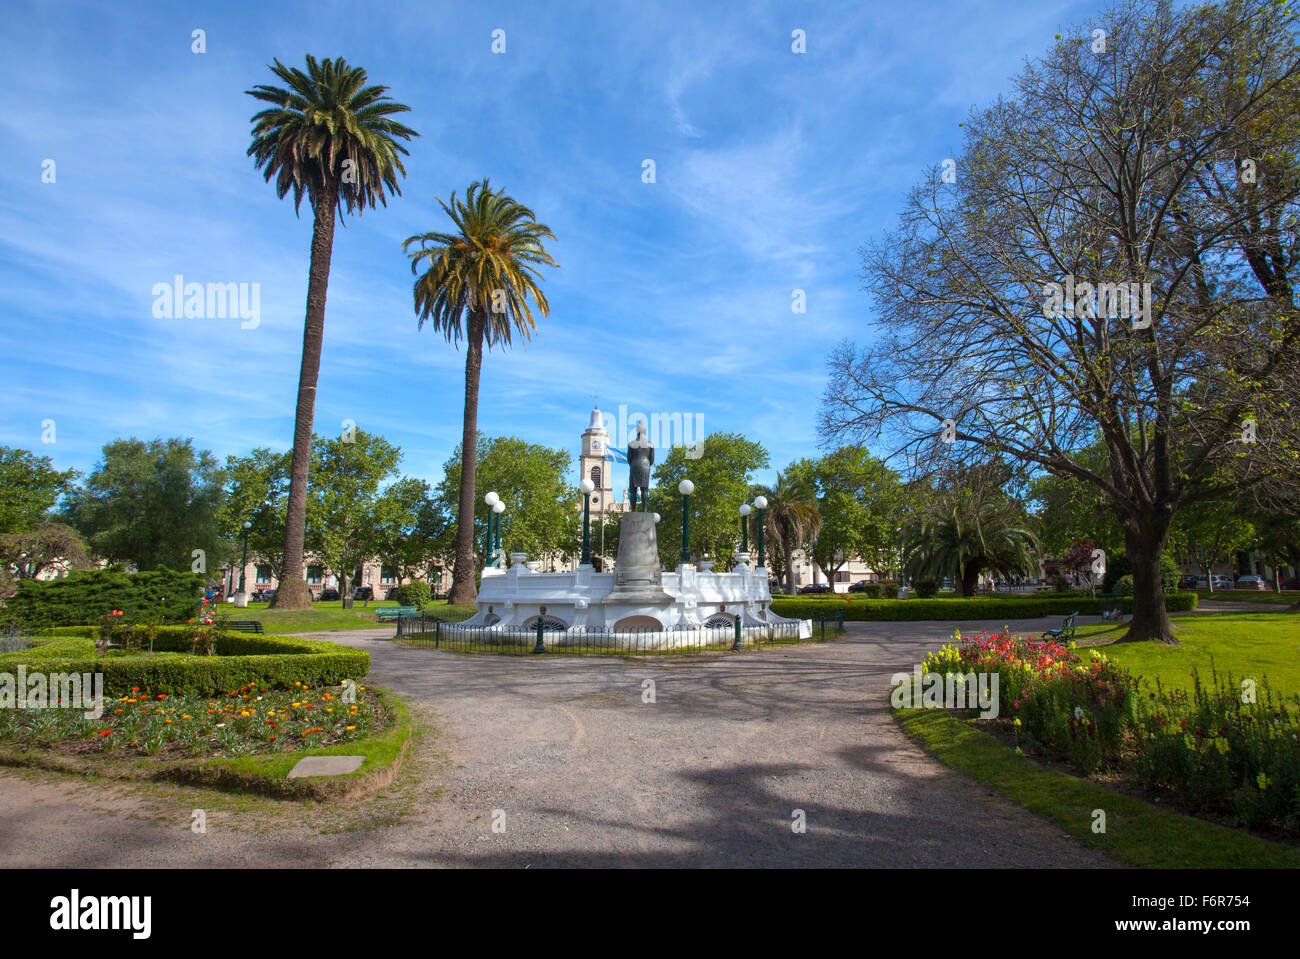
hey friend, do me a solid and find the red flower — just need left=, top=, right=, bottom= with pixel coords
left=98, top=730, right=112, bottom=737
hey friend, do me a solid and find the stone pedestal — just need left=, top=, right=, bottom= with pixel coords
left=605, top=511, right=672, bottom=605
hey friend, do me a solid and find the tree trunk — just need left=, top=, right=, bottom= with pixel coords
left=271, top=183, right=337, bottom=610
left=783, top=519, right=795, bottom=593
left=960, top=562, right=980, bottom=597
left=1120, top=523, right=1178, bottom=644
left=448, top=308, right=487, bottom=605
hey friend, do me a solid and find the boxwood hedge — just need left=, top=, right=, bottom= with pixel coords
left=1, top=567, right=203, bottom=629
left=0, top=627, right=369, bottom=696
left=768, top=592, right=1197, bottom=621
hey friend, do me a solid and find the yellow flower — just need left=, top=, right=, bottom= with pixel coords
left=1257, top=772, right=1271, bottom=790
left=181, top=714, right=192, bottom=719
left=346, top=725, right=356, bottom=731
left=1012, top=718, right=1022, bottom=727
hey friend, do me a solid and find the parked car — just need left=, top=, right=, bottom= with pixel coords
left=318, top=587, right=340, bottom=602
left=252, top=587, right=275, bottom=602
left=353, top=585, right=374, bottom=601
left=797, top=583, right=833, bottom=594
left=1235, top=575, right=1268, bottom=591
left=847, top=580, right=876, bottom=593
left=1189, top=574, right=1234, bottom=591
left=384, top=586, right=401, bottom=600
left=1177, top=575, right=1200, bottom=590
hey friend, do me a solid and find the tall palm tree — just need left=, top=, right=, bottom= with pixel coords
left=904, top=493, right=1039, bottom=596
left=404, top=181, right=558, bottom=604
left=246, top=55, right=417, bottom=609
left=751, top=469, right=822, bottom=593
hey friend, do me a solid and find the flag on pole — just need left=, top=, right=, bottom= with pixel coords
left=603, top=447, right=628, bottom=465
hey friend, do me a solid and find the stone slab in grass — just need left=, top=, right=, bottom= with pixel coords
left=287, top=755, right=365, bottom=778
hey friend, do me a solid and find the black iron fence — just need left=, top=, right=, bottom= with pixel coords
left=394, top=614, right=822, bottom=655
left=0, top=626, right=34, bottom=654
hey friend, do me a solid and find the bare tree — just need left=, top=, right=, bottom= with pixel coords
left=821, top=0, right=1300, bottom=643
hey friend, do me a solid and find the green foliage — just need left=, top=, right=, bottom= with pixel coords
left=913, top=578, right=940, bottom=598
left=0, top=447, right=77, bottom=534
left=807, top=447, right=903, bottom=580
left=393, top=581, right=432, bottom=608
left=436, top=435, right=577, bottom=564
left=1114, top=574, right=1135, bottom=595
left=1103, top=553, right=1181, bottom=594
left=645, top=432, right=770, bottom=570
left=220, top=447, right=292, bottom=578
left=751, top=464, right=822, bottom=593
left=769, top=593, right=1197, bottom=621
left=1027, top=442, right=1123, bottom=556
left=62, top=437, right=226, bottom=572
left=0, top=568, right=203, bottom=630
left=0, top=628, right=369, bottom=696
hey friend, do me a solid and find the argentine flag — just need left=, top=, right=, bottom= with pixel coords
left=603, top=446, right=628, bottom=465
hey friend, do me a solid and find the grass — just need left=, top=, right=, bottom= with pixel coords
left=896, top=708, right=1300, bottom=868
left=221, top=599, right=477, bottom=633
left=1075, top=612, right=1300, bottom=699
left=1193, top=590, right=1299, bottom=605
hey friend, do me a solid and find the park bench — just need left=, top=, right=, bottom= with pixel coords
left=1041, top=611, right=1078, bottom=642
left=374, top=606, right=419, bottom=623
left=226, top=620, right=265, bottom=634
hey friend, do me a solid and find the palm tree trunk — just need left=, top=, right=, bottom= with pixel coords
left=448, top=308, right=487, bottom=605
left=272, top=182, right=338, bottom=610
left=783, top=518, right=795, bottom=594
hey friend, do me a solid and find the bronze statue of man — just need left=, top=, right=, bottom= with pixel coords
left=627, top=420, right=654, bottom=511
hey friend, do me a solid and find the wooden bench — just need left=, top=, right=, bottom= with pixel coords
left=1041, top=611, right=1078, bottom=642
left=226, top=620, right=265, bottom=634
left=374, top=606, right=419, bottom=622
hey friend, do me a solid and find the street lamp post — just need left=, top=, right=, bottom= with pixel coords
left=678, top=480, right=694, bottom=566
left=493, top=500, right=505, bottom=558
left=739, top=503, right=751, bottom=553
left=484, top=492, right=500, bottom=567
left=754, top=496, right=769, bottom=568
left=235, top=520, right=252, bottom=607
left=579, top=478, right=595, bottom=566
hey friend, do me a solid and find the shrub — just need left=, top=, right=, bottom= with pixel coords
left=913, top=578, right=940, bottom=598
left=0, top=627, right=370, bottom=696
left=394, top=581, right=432, bottom=608
left=880, top=580, right=900, bottom=599
left=1114, top=574, right=1135, bottom=595
left=1102, top=553, right=1181, bottom=594
left=0, top=568, right=203, bottom=630
left=769, top=593, right=1196, bottom=622
left=856, top=583, right=882, bottom=598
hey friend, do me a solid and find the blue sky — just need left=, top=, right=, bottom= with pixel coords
left=0, top=0, right=1105, bottom=494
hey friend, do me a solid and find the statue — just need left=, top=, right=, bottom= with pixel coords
left=627, top=420, right=654, bottom=511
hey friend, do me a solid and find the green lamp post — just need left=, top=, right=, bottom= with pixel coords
left=493, top=499, right=505, bottom=558
left=484, top=491, right=500, bottom=566
left=678, top=479, right=694, bottom=566
left=579, top=478, right=595, bottom=566
left=754, top=495, right=768, bottom=567
left=739, top=503, right=751, bottom=554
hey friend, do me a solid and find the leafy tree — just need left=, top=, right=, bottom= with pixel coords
left=373, top=476, right=445, bottom=584
left=820, top=0, right=1300, bottom=643
left=434, top=436, right=578, bottom=567
left=305, top=430, right=402, bottom=602
left=405, top=180, right=558, bottom=604
left=1172, top=496, right=1256, bottom=591
left=64, top=438, right=226, bottom=572
left=1027, top=441, right=1124, bottom=558
left=805, top=448, right=903, bottom=583
left=0, top=523, right=92, bottom=599
left=750, top=468, right=822, bottom=593
left=247, top=55, right=417, bottom=609
left=0, top=447, right=77, bottom=534
left=220, top=447, right=292, bottom=580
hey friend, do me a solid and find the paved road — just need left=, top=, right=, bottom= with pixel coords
left=0, top=618, right=1115, bottom=868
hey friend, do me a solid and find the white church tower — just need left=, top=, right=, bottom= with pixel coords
left=579, top=407, right=628, bottom=519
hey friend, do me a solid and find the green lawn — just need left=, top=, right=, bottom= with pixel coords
left=219, top=599, right=477, bottom=633
left=1074, top=612, right=1300, bottom=699
left=1193, top=589, right=1299, bottom=606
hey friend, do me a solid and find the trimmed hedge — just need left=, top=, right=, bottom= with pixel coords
left=0, top=568, right=203, bottom=629
left=769, top=593, right=1198, bottom=621
left=394, top=581, right=432, bottom=608
left=0, top=627, right=369, bottom=696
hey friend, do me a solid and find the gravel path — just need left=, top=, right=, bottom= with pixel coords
left=0, top=618, right=1115, bottom=868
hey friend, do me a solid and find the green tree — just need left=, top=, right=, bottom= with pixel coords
left=220, top=447, right=293, bottom=581
left=1172, top=497, right=1256, bottom=591
left=405, top=180, right=559, bottom=604
left=0, top=523, right=92, bottom=599
left=1027, top=441, right=1124, bottom=558
left=305, top=430, right=402, bottom=603
left=750, top=467, right=822, bottom=594
left=0, top=447, right=77, bottom=534
left=435, top=436, right=578, bottom=567
left=64, top=438, right=226, bottom=572
left=805, top=448, right=903, bottom=583
left=247, top=55, right=417, bottom=610
left=373, top=476, right=445, bottom=584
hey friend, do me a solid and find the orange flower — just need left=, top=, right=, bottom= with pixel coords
left=99, top=730, right=113, bottom=736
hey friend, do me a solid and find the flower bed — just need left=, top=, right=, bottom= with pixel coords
left=0, top=681, right=384, bottom=760
left=913, top=631, right=1300, bottom=836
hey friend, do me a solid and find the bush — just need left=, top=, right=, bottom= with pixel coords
left=856, top=583, right=882, bottom=598
left=394, top=581, right=432, bottom=608
left=880, top=580, right=900, bottom=599
left=769, top=592, right=1197, bottom=621
left=0, top=627, right=370, bottom=696
left=913, top=578, right=940, bottom=598
left=0, top=568, right=203, bottom=630
left=1102, top=554, right=1180, bottom=594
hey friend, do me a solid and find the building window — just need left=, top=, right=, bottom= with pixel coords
left=835, top=571, right=850, bottom=582
left=306, top=566, right=322, bottom=585
left=255, top=565, right=271, bottom=585
left=380, top=566, right=396, bottom=585
left=590, top=465, right=602, bottom=488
